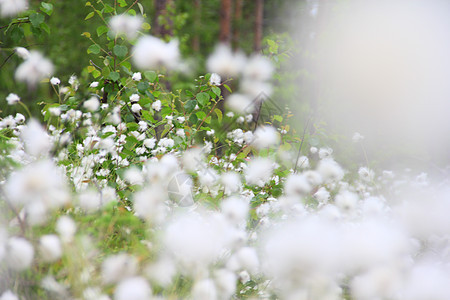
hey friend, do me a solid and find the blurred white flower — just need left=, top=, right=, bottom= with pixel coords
left=132, top=35, right=180, bottom=70
left=114, top=277, right=152, bottom=300
left=15, top=47, right=30, bottom=59
left=6, top=93, right=20, bottom=105
left=245, top=157, right=274, bottom=187
left=243, top=54, right=274, bottom=82
left=39, top=235, right=62, bottom=263
left=207, top=44, right=246, bottom=77
left=83, top=96, right=100, bottom=112
left=6, top=237, right=34, bottom=271
left=109, top=14, right=143, bottom=40
left=0, top=290, right=19, bottom=300
left=0, top=0, right=28, bottom=17
left=56, top=216, right=77, bottom=243
left=352, top=132, right=365, bottom=143
left=192, top=279, right=217, bottom=300
left=102, top=253, right=138, bottom=284
left=252, top=125, right=280, bottom=149
left=226, top=93, right=254, bottom=114
left=15, top=51, right=53, bottom=87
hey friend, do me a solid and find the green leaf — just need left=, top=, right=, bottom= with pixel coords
left=97, top=25, right=109, bottom=37
left=212, top=86, right=221, bottom=97
left=109, top=72, right=120, bottom=81
left=144, top=71, right=156, bottom=82
left=29, top=13, right=45, bottom=27
left=137, top=82, right=149, bottom=93
left=214, top=108, right=223, bottom=122
left=40, top=22, right=50, bottom=34
left=189, top=114, right=198, bottom=124
left=40, top=2, right=53, bottom=16
left=87, top=44, right=101, bottom=54
left=117, top=0, right=127, bottom=7
left=196, top=92, right=210, bottom=107
left=10, top=27, right=24, bottom=43
left=184, top=100, right=197, bottom=113
left=103, top=4, right=114, bottom=13
left=85, top=11, right=95, bottom=20
left=137, top=3, right=144, bottom=15
left=273, top=115, right=283, bottom=122
left=223, top=84, right=232, bottom=93
left=113, top=45, right=128, bottom=58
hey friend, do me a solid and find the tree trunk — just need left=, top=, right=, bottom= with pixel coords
left=232, top=0, right=243, bottom=49
left=154, top=0, right=174, bottom=38
left=254, top=0, right=264, bottom=52
left=219, top=0, right=232, bottom=44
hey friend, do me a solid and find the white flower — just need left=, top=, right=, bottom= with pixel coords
left=314, top=187, right=331, bottom=204
left=102, top=253, right=138, bottom=284
left=245, top=157, right=274, bottom=187
left=335, top=190, right=359, bottom=214
left=39, top=235, right=62, bottom=263
left=68, top=75, right=79, bottom=90
left=352, top=132, right=364, bottom=143
left=6, top=93, right=20, bottom=105
left=50, top=77, right=60, bottom=85
left=0, top=290, right=19, bottom=300
left=56, top=216, right=76, bottom=243
left=227, top=247, right=259, bottom=273
left=206, top=129, right=215, bottom=136
left=207, top=44, right=246, bottom=77
left=284, top=174, right=312, bottom=196
left=89, top=81, right=99, bottom=88
left=132, top=72, right=142, bottom=81
left=109, top=14, right=143, bottom=40
left=177, top=116, right=185, bottom=123
left=214, top=269, right=237, bottom=299
left=5, top=237, right=34, bottom=271
left=49, top=107, right=61, bottom=116
left=243, top=54, right=274, bottom=82
left=15, top=51, right=53, bottom=87
left=192, top=279, right=217, bottom=300
left=15, top=47, right=30, bottom=59
left=130, top=93, right=140, bottom=103
left=152, top=100, right=162, bottom=111
left=221, top=172, right=241, bottom=195
left=131, top=103, right=142, bottom=113
left=0, top=0, right=28, bottom=17
left=210, top=73, right=221, bottom=86
left=20, top=119, right=52, bottom=156
left=176, top=128, right=185, bottom=138
left=317, top=158, right=344, bottom=183
left=114, top=277, right=152, bottom=300
left=143, top=138, right=156, bottom=149
left=226, top=93, right=254, bottom=114
left=221, top=196, right=249, bottom=225
left=132, top=35, right=180, bottom=70
left=252, top=125, right=280, bottom=149
left=83, top=97, right=100, bottom=112
left=358, top=167, right=374, bottom=182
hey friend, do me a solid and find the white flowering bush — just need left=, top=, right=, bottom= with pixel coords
left=0, top=1, right=449, bottom=300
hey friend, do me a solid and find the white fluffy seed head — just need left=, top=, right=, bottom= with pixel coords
left=6, top=237, right=34, bottom=271
left=132, top=35, right=180, bottom=70
left=39, top=234, right=62, bottom=263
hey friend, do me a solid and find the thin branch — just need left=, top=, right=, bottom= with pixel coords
left=294, top=117, right=311, bottom=173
